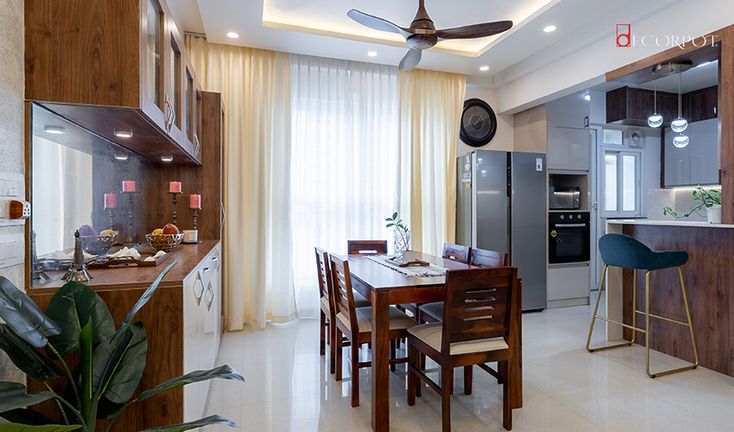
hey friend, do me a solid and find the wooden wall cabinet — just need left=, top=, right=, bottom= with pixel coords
left=684, top=85, right=719, bottom=123
left=25, top=0, right=204, bottom=164
left=606, top=86, right=678, bottom=126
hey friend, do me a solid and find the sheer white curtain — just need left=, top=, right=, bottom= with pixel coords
left=290, top=55, right=399, bottom=317
left=187, top=36, right=296, bottom=330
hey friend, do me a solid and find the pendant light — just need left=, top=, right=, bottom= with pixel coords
left=671, top=71, right=689, bottom=133
left=647, top=80, right=663, bottom=128
left=673, top=134, right=690, bottom=148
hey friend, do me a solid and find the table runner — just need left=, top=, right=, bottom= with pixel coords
left=366, top=255, right=447, bottom=277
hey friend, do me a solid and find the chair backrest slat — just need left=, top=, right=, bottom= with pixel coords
left=442, top=242, right=471, bottom=264
left=469, top=247, right=509, bottom=268
left=348, top=240, right=388, bottom=255
left=443, top=267, right=516, bottom=348
left=315, top=247, right=332, bottom=302
left=330, top=255, right=358, bottom=331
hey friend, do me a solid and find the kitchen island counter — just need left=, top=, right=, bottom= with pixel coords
left=604, top=221, right=734, bottom=377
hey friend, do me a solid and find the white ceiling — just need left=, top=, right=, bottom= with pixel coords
left=169, top=0, right=683, bottom=84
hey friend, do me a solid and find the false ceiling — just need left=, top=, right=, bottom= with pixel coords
left=170, top=0, right=684, bottom=83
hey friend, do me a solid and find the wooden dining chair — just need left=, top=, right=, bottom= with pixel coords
left=347, top=239, right=388, bottom=255
left=470, top=247, right=510, bottom=268
left=330, top=254, right=415, bottom=407
left=316, top=247, right=370, bottom=375
left=442, top=242, right=471, bottom=264
left=407, top=267, right=518, bottom=431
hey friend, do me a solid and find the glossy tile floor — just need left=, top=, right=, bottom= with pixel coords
left=205, top=303, right=734, bottom=431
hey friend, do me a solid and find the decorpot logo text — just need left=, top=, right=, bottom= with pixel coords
left=615, top=24, right=716, bottom=49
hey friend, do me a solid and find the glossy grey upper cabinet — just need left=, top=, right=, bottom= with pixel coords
left=547, top=127, right=591, bottom=171
left=546, top=94, right=590, bottom=129
left=663, top=118, right=719, bottom=187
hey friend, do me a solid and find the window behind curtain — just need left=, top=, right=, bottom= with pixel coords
left=290, top=55, right=399, bottom=317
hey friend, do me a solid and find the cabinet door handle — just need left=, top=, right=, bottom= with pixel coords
left=202, top=267, right=211, bottom=273
left=714, top=106, right=718, bottom=116
left=211, top=255, right=219, bottom=262
left=193, top=271, right=204, bottom=305
left=205, top=282, right=215, bottom=311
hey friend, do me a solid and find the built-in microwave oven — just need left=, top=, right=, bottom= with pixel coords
left=549, top=186, right=581, bottom=210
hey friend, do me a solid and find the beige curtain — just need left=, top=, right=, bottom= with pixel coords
left=398, top=69, right=466, bottom=256
left=187, top=35, right=295, bottom=330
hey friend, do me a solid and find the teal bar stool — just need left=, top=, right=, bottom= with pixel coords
left=586, top=233, right=699, bottom=378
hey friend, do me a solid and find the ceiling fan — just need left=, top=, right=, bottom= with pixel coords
left=347, top=0, right=513, bottom=71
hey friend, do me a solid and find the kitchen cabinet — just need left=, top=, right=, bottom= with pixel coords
left=183, top=244, right=222, bottom=422
left=546, top=94, right=590, bottom=129
left=547, top=263, right=590, bottom=308
left=606, top=86, right=677, bottom=126
left=547, top=127, right=591, bottom=171
left=663, top=118, right=719, bottom=187
left=26, top=0, right=203, bottom=164
left=684, top=85, right=718, bottom=123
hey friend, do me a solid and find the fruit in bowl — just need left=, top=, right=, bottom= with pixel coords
left=146, top=224, right=183, bottom=252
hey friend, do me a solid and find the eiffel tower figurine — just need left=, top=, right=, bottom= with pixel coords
left=31, top=231, right=49, bottom=281
left=63, top=230, right=93, bottom=282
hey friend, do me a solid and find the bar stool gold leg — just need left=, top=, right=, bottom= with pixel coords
left=586, top=266, right=638, bottom=352
left=645, top=268, right=699, bottom=378
left=678, top=267, right=699, bottom=369
left=629, top=269, right=637, bottom=346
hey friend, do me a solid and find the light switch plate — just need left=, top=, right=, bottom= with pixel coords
left=536, top=158, right=544, bottom=172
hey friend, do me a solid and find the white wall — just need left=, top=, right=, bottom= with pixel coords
left=497, top=0, right=734, bottom=113
left=0, top=0, right=25, bottom=384
left=457, top=85, right=513, bottom=156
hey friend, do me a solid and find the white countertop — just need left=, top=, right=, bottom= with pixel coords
left=607, top=219, right=734, bottom=229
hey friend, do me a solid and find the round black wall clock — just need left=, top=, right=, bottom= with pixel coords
left=460, top=98, right=497, bottom=147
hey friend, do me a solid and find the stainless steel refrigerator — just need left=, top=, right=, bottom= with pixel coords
left=456, top=150, right=547, bottom=311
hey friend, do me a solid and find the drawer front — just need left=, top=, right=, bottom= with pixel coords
left=548, top=264, right=590, bottom=301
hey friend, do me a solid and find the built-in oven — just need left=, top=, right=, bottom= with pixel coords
left=549, top=211, right=590, bottom=264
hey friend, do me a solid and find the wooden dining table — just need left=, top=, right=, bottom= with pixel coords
left=347, top=251, right=523, bottom=432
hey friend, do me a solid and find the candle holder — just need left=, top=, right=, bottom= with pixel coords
left=170, top=192, right=182, bottom=225
left=122, top=191, right=138, bottom=246
left=107, top=208, right=115, bottom=230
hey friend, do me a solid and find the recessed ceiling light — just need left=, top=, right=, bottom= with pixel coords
left=543, top=25, right=557, bottom=33
left=479, top=65, right=490, bottom=72
left=226, top=31, right=239, bottom=39
left=584, top=94, right=591, bottom=102
left=44, top=125, right=65, bottom=135
left=161, top=155, right=174, bottom=163
left=114, top=129, right=133, bottom=138
left=367, top=51, right=378, bottom=58
left=114, top=153, right=129, bottom=161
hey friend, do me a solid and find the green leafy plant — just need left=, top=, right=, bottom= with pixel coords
left=0, top=263, right=243, bottom=432
left=385, top=211, right=410, bottom=253
left=663, top=186, right=721, bottom=218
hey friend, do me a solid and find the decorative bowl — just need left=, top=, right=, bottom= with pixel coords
left=80, top=233, right=120, bottom=255
left=145, top=233, right=184, bottom=252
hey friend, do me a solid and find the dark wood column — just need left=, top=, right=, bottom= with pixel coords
left=719, top=26, right=734, bottom=222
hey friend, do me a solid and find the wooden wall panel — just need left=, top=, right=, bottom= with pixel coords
left=720, top=26, right=734, bottom=223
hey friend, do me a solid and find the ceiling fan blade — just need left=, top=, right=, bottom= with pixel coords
left=399, top=49, right=422, bottom=71
left=436, top=20, right=513, bottom=39
left=347, top=9, right=411, bottom=38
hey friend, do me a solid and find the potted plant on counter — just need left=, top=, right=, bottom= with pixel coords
left=0, top=263, right=244, bottom=432
left=386, top=211, right=410, bottom=255
left=663, top=186, right=722, bottom=224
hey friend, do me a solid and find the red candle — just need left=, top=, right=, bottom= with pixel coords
left=104, top=193, right=117, bottom=209
left=121, top=180, right=136, bottom=193
left=189, top=193, right=202, bottom=209
left=169, top=181, right=182, bottom=193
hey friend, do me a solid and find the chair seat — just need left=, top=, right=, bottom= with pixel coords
left=408, top=323, right=508, bottom=356
left=337, top=306, right=415, bottom=333
left=599, top=233, right=688, bottom=270
left=419, top=302, right=444, bottom=321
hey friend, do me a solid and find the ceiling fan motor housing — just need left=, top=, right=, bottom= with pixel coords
left=407, top=34, right=438, bottom=50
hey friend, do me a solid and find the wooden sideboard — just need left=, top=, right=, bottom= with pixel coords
left=28, top=241, right=222, bottom=430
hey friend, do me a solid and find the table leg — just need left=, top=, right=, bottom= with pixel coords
left=509, top=278, right=523, bottom=409
left=371, top=291, right=390, bottom=431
